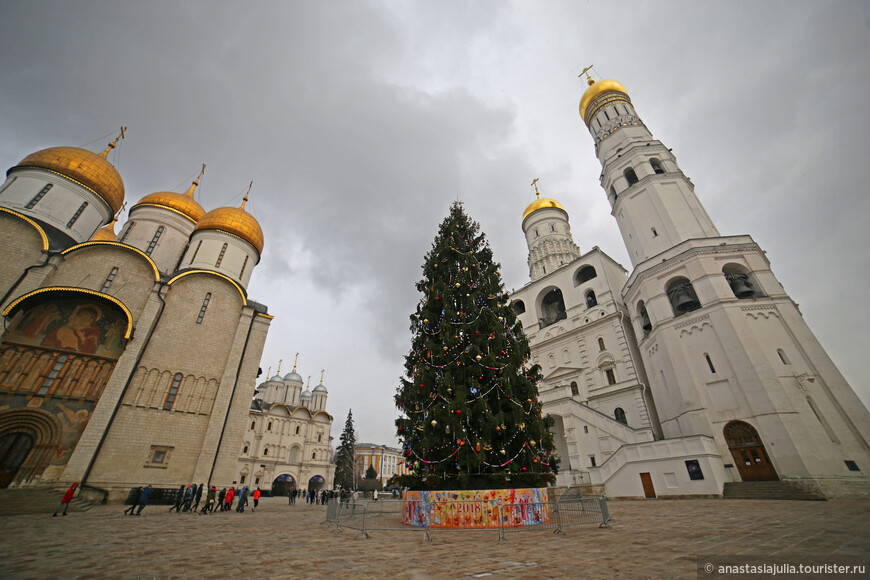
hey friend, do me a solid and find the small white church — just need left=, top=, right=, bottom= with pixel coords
left=510, top=75, right=870, bottom=500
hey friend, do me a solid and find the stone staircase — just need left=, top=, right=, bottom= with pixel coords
left=723, top=481, right=826, bottom=501
left=0, top=487, right=99, bottom=516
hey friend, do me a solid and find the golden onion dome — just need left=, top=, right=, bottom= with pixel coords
left=194, top=197, right=264, bottom=254
left=91, top=217, right=117, bottom=242
left=579, top=79, right=630, bottom=124
left=523, top=197, right=565, bottom=221
left=10, top=146, right=125, bottom=214
left=132, top=181, right=205, bottom=223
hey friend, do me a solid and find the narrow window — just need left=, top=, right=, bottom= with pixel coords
left=119, top=221, right=135, bottom=243
left=570, top=381, right=579, bottom=396
left=534, top=229, right=539, bottom=238
left=650, top=158, right=665, bottom=174
left=603, top=109, right=610, bottom=120
left=243, top=445, right=248, bottom=454
left=264, top=448, right=269, bottom=456
left=614, top=407, right=627, bottom=425
left=250, top=421, right=255, bottom=429
left=145, top=226, right=164, bottom=256
left=255, top=477, right=260, bottom=485
left=318, top=434, right=322, bottom=442
left=705, top=354, right=716, bottom=374
left=196, top=293, right=211, bottom=324
left=586, top=290, right=598, bottom=308
left=550, top=224, right=556, bottom=232
left=589, top=455, right=597, bottom=467
left=845, top=460, right=861, bottom=472
left=66, top=202, right=88, bottom=228
left=239, top=254, right=250, bottom=278
left=651, top=227, right=658, bottom=237
left=624, top=167, right=639, bottom=186
left=605, top=368, right=616, bottom=385
left=100, top=267, right=119, bottom=293
left=295, top=425, right=300, bottom=435
left=267, top=421, right=272, bottom=431
left=163, top=372, right=183, bottom=411
left=583, top=425, right=589, bottom=434
left=312, top=452, right=316, bottom=459
left=37, top=355, right=68, bottom=395
left=25, top=184, right=52, bottom=209
left=215, top=243, right=228, bottom=267
left=152, top=450, right=166, bottom=464
left=189, top=240, right=202, bottom=264
left=777, top=349, right=790, bottom=365
left=240, top=474, right=247, bottom=483
left=598, top=337, right=606, bottom=351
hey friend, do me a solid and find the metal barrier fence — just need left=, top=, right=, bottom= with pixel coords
left=323, top=497, right=611, bottom=542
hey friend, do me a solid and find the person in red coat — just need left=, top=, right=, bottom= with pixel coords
left=52, top=483, right=78, bottom=517
left=252, top=488, right=261, bottom=511
left=224, top=487, right=234, bottom=512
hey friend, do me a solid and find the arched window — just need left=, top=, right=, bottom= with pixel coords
left=215, top=243, right=228, bottom=267
left=650, top=158, right=665, bottom=174
left=638, top=301, right=652, bottom=337
left=25, top=184, right=52, bottom=209
left=189, top=240, right=202, bottom=264
left=240, top=255, right=250, bottom=278
left=624, top=167, right=639, bottom=186
left=250, top=421, right=256, bottom=429
left=586, top=290, right=598, bottom=308
left=240, top=474, right=246, bottom=484
left=243, top=445, right=249, bottom=454
left=318, top=434, right=322, bottom=442
left=511, top=300, right=526, bottom=315
left=295, top=425, right=300, bottom=435
left=705, top=354, right=716, bottom=374
left=550, top=223, right=556, bottom=232
left=666, top=277, right=701, bottom=316
left=196, top=293, right=211, bottom=324
left=37, top=355, right=68, bottom=395
left=312, top=452, right=316, bottom=459
left=777, top=349, right=790, bottom=365
left=119, top=221, right=135, bottom=243
left=570, top=381, right=579, bottom=396
left=614, top=407, right=627, bottom=425
left=163, top=373, right=183, bottom=411
left=723, top=264, right=758, bottom=299
left=145, top=226, right=164, bottom=256
left=575, top=265, right=597, bottom=285
left=67, top=202, right=88, bottom=228
left=539, top=288, right=567, bottom=329
left=264, top=447, right=269, bottom=456
left=651, top=227, right=658, bottom=237
left=598, top=337, right=606, bottom=351
left=605, top=369, right=617, bottom=385
left=267, top=421, right=272, bottom=431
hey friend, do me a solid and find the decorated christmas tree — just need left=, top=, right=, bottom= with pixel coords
left=395, top=202, right=557, bottom=490
left=334, top=409, right=356, bottom=490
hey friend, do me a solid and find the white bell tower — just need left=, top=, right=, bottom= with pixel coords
left=578, top=70, right=870, bottom=496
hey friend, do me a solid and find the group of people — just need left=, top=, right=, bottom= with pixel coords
left=287, top=487, right=333, bottom=505
left=121, top=484, right=261, bottom=516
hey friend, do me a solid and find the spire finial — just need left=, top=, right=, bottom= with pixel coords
left=184, top=163, right=206, bottom=198
left=277, top=358, right=283, bottom=375
left=115, top=201, right=127, bottom=220
left=267, top=366, right=272, bottom=378
left=531, top=178, right=542, bottom=199
left=307, top=376, right=311, bottom=388
left=240, top=181, right=253, bottom=210
left=320, top=369, right=325, bottom=384
left=100, top=126, right=127, bottom=158
left=579, top=64, right=595, bottom=87
left=293, top=353, right=299, bottom=372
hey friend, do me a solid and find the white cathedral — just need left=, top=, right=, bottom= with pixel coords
left=510, top=76, right=870, bottom=499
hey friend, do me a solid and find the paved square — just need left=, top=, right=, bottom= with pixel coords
left=2, top=497, right=869, bottom=578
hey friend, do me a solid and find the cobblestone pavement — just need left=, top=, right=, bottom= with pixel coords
left=2, top=497, right=869, bottom=579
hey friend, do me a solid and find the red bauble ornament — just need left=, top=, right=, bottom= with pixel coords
left=455, top=409, right=462, bottom=415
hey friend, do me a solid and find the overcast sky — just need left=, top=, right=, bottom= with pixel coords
left=1, top=0, right=868, bottom=447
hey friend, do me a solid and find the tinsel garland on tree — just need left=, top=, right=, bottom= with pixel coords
left=395, top=202, right=558, bottom=490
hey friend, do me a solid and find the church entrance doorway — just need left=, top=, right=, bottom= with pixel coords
left=271, top=474, right=296, bottom=496
left=308, top=475, right=324, bottom=492
left=639, top=472, right=656, bottom=498
left=724, top=421, right=778, bottom=481
left=0, top=432, right=34, bottom=488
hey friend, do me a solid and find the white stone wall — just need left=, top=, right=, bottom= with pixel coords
left=120, top=206, right=196, bottom=275
left=181, top=230, right=259, bottom=289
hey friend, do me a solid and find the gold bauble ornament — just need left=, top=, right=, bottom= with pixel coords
left=431, top=420, right=437, bottom=427
left=475, top=355, right=482, bottom=361
left=500, top=450, right=506, bottom=455
left=530, top=440, right=536, bottom=447
left=443, top=346, right=448, bottom=351
left=455, top=283, right=461, bottom=288
left=423, top=319, right=428, bottom=323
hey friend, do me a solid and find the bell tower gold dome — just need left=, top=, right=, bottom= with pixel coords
left=579, top=79, right=630, bottom=126
left=9, top=145, right=125, bottom=214
left=523, top=197, right=565, bottom=221
left=133, top=181, right=206, bottom=223
left=194, top=197, right=264, bottom=254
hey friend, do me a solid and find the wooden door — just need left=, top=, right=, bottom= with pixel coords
left=0, top=432, right=34, bottom=488
left=724, top=421, right=778, bottom=481
left=639, top=472, right=656, bottom=498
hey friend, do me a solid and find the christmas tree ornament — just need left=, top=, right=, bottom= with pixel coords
left=431, top=420, right=437, bottom=427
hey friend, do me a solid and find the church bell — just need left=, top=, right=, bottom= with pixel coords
left=728, top=275, right=755, bottom=299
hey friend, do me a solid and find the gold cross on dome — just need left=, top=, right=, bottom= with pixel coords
left=293, top=353, right=299, bottom=371
left=101, top=126, right=127, bottom=158
left=531, top=178, right=541, bottom=199
left=320, top=370, right=325, bottom=383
